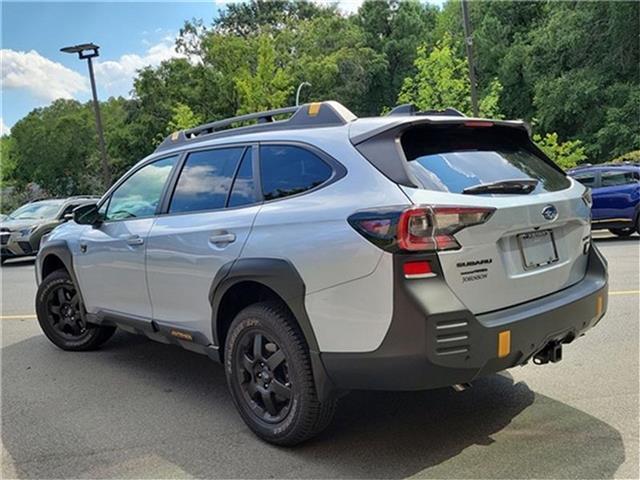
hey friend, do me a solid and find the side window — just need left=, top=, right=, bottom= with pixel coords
left=228, top=149, right=258, bottom=208
left=169, top=147, right=244, bottom=214
left=260, top=145, right=333, bottom=201
left=573, top=174, right=597, bottom=188
left=105, top=156, right=177, bottom=221
left=600, top=171, right=639, bottom=187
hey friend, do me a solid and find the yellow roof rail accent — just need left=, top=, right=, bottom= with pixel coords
left=308, top=102, right=321, bottom=116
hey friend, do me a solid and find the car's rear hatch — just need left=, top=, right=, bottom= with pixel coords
left=353, top=119, right=592, bottom=314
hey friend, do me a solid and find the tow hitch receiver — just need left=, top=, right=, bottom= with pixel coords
left=533, top=341, right=563, bottom=365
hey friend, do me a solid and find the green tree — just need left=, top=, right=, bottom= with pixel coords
left=0, top=136, right=17, bottom=187
left=533, top=132, right=586, bottom=170
left=212, top=0, right=335, bottom=37
left=398, top=34, right=503, bottom=117
left=234, top=36, right=293, bottom=114
left=525, top=1, right=639, bottom=159
left=355, top=0, right=438, bottom=113
left=167, top=103, right=203, bottom=133
left=10, top=100, right=95, bottom=195
left=282, top=15, right=387, bottom=115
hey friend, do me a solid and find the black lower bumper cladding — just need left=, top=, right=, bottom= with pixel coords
left=321, top=246, right=608, bottom=391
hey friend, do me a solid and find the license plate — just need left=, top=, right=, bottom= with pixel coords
left=518, top=230, right=558, bottom=270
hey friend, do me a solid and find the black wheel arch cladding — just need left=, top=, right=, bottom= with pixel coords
left=209, top=257, right=318, bottom=351
left=37, top=240, right=86, bottom=307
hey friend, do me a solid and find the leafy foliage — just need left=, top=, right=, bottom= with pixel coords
left=234, top=36, right=293, bottom=114
left=609, top=150, right=640, bottom=164
left=167, top=103, right=203, bottom=133
left=533, top=132, right=587, bottom=170
left=398, top=34, right=503, bottom=117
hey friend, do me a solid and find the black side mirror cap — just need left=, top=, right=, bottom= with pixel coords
left=73, top=203, right=102, bottom=226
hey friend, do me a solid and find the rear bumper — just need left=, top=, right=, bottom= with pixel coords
left=321, top=246, right=608, bottom=391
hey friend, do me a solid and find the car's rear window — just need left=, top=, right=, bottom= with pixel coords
left=401, top=125, right=570, bottom=194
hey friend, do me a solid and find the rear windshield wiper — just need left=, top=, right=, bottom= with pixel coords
left=462, top=179, right=539, bottom=195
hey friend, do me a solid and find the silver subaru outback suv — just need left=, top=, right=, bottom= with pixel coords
left=35, top=101, right=608, bottom=445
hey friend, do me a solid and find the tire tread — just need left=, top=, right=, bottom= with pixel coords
left=225, top=300, right=336, bottom=446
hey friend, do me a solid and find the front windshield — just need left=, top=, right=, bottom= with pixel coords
left=8, top=201, right=64, bottom=220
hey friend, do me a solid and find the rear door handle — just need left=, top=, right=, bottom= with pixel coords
left=125, top=235, right=144, bottom=246
left=209, top=232, right=236, bottom=245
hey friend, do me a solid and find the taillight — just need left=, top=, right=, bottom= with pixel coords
left=349, top=205, right=495, bottom=253
left=403, top=260, right=434, bottom=279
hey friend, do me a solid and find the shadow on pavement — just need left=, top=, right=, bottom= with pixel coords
left=1, top=330, right=626, bottom=479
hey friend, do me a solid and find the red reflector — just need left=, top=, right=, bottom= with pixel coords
left=464, top=121, right=494, bottom=128
left=403, top=261, right=433, bottom=278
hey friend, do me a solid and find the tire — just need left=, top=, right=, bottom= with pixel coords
left=36, top=269, right=116, bottom=351
left=224, top=301, right=337, bottom=446
left=609, top=227, right=634, bottom=237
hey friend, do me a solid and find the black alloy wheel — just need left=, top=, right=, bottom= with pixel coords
left=36, top=269, right=116, bottom=350
left=235, top=330, right=293, bottom=423
left=45, top=282, right=88, bottom=339
left=225, top=301, right=337, bottom=446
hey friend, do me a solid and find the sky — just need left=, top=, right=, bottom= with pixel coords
left=1, top=1, right=442, bottom=136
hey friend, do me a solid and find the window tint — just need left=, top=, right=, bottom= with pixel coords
left=228, top=149, right=258, bottom=208
left=169, top=147, right=244, bottom=213
left=260, top=146, right=332, bottom=200
left=106, top=156, right=177, bottom=220
left=573, top=173, right=597, bottom=187
left=600, top=171, right=639, bottom=187
left=402, top=126, right=570, bottom=193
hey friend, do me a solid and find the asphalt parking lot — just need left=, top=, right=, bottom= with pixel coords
left=1, top=233, right=638, bottom=479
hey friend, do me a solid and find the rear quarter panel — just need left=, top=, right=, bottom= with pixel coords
left=240, top=129, right=410, bottom=352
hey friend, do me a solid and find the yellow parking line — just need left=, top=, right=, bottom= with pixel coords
left=609, top=290, right=640, bottom=296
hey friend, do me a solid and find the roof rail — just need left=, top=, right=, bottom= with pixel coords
left=386, top=104, right=466, bottom=118
left=568, top=163, right=593, bottom=170
left=156, top=101, right=357, bottom=152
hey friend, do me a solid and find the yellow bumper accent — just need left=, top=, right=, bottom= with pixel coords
left=498, top=330, right=511, bottom=358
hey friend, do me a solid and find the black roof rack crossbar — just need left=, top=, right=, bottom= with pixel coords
left=387, top=104, right=466, bottom=118
left=156, top=101, right=357, bottom=152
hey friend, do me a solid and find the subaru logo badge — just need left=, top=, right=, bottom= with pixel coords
left=542, top=205, right=558, bottom=221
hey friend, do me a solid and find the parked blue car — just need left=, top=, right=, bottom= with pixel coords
left=568, top=164, right=640, bottom=237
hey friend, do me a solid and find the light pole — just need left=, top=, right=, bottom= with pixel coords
left=61, top=43, right=111, bottom=188
left=295, top=82, right=311, bottom=106
left=461, top=0, right=479, bottom=117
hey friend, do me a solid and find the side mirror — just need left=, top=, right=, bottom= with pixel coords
left=63, top=213, right=74, bottom=221
left=73, top=203, right=102, bottom=226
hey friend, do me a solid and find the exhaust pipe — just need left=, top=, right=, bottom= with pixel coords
left=533, top=341, right=563, bottom=365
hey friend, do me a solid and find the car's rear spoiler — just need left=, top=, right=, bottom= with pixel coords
left=349, top=117, right=552, bottom=189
